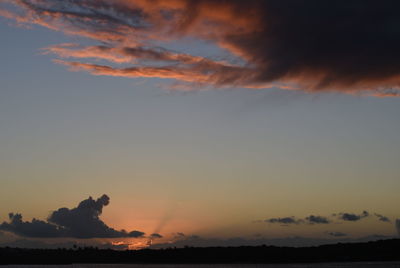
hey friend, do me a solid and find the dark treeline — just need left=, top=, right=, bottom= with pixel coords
left=1, top=239, right=399, bottom=264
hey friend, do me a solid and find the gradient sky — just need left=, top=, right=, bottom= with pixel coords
left=1, top=0, right=400, bottom=249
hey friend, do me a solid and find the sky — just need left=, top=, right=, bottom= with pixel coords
left=0, top=0, right=400, bottom=249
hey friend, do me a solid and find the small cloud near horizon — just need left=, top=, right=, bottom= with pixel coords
left=326, top=232, right=348, bottom=237
left=337, top=211, right=369, bottom=222
left=305, top=215, right=331, bottom=224
left=150, top=233, right=163, bottom=239
left=264, top=217, right=303, bottom=225
left=375, top=213, right=391, bottom=223
left=258, top=210, right=398, bottom=227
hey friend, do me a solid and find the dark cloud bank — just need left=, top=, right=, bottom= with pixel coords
left=259, top=212, right=400, bottom=243
left=1, top=0, right=400, bottom=96
left=0, top=195, right=144, bottom=239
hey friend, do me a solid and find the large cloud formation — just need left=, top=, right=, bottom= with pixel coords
left=1, top=0, right=400, bottom=97
left=0, top=195, right=145, bottom=239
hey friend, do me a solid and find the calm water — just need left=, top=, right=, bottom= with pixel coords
left=4, top=263, right=400, bottom=268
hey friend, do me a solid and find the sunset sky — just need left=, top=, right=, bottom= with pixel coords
left=0, top=0, right=400, bottom=249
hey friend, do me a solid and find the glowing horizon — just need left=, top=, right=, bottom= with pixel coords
left=1, top=0, right=400, bottom=250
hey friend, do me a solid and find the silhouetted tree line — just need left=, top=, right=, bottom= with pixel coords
left=1, top=239, right=399, bottom=264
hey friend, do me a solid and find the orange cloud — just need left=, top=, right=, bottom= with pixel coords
left=1, top=0, right=400, bottom=97
left=54, top=60, right=253, bottom=87
left=44, top=43, right=218, bottom=65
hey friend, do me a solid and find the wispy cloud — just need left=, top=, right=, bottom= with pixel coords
left=375, top=213, right=391, bottom=223
left=264, top=215, right=331, bottom=226
left=326, top=232, right=347, bottom=237
left=1, top=0, right=400, bottom=96
left=264, top=217, right=303, bottom=225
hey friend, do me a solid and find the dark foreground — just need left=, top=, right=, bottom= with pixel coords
left=1, top=239, right=399, bottom=265
left=3, top=263, right=400, bottom=268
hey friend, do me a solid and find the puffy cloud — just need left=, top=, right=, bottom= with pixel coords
left=0, top=213, right=65, bottom=238
left=128, top=231, right=146, bottom=238
left=338, top=211, right=369, bottom=222
left=2, top=0, right=400, bottom=96
left=374, top=213, right=391, bottom=223
left=0, top=195, right=144, bottom=239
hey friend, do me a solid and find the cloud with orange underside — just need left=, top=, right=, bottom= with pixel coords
left=1, top=0, right=400, bottom=97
